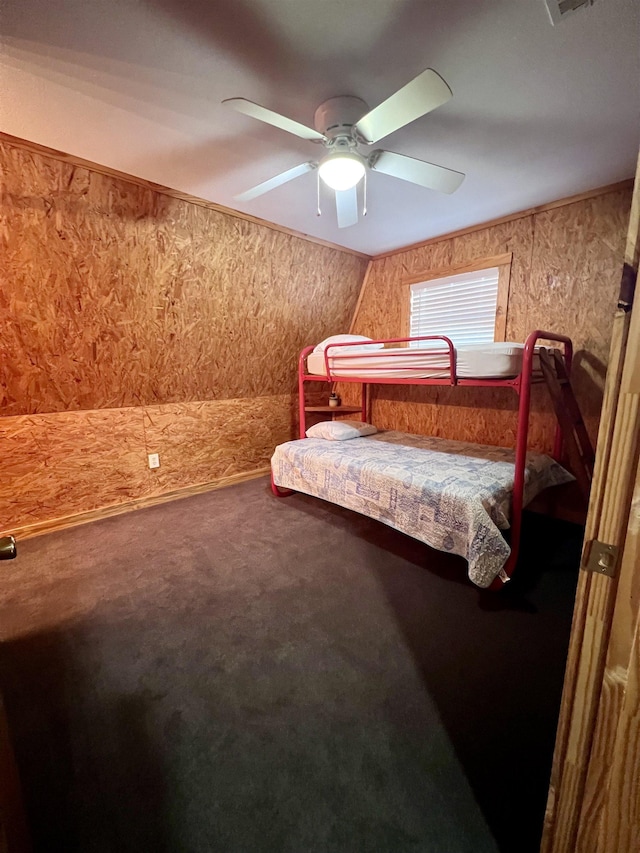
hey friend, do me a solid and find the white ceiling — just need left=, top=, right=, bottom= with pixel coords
left=1, top=0, right=638, bottom=255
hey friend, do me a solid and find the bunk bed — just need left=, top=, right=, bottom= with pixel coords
left=271, top=330, right=576, bottom=590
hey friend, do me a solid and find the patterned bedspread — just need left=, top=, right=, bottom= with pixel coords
left=271, top=430, right=574, bottom=588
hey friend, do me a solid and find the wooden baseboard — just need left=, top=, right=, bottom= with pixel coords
left=3, top=468, right=271, bottom=542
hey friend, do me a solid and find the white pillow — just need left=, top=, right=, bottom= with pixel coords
left=306, top=420, right=378, bottom=441
left=312, top=334, right=384, bottom=354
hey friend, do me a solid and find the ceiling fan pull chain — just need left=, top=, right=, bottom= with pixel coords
left=316, top=169, right=322, bottom=217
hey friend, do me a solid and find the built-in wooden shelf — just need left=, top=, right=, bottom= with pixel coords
left=304, top=405, right=362, bottom=413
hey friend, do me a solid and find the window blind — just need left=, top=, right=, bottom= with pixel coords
left=409, top=267, right=500, bottom=348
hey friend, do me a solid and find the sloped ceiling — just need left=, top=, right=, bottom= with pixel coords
left=1, top=0, right=638, bottom=254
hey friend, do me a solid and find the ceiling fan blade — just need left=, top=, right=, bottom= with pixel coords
left=234, top=162, right=317, bottom=201
left=370, top=150, right=464, bottom=194
left=335, top=186, right=359, bottom=229
left=354, top=69, right=452, bottom=145
left=223, top=98, right=326, bottom=142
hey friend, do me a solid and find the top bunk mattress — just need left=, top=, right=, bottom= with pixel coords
left=306, top=342, right=534, bottom=380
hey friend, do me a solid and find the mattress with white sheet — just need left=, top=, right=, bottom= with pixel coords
left=306, top=342, right=534, bottom=380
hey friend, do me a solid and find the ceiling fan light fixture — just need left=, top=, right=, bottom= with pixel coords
left=318, top=152, right=366, bottom=191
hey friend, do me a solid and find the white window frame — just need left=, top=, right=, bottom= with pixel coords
left=402, top=253, right=512, bottom=346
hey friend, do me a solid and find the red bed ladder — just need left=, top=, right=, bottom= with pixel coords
left=538, top=346, right=595, bottom=501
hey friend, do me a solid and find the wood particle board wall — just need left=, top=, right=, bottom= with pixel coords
left=349, top=188, right=631, bottom=453
left=1, top=143, right=366, bottom=414
left=0, top=138, right=367, bottom=533
left=0, top=396, right=292, bottom=532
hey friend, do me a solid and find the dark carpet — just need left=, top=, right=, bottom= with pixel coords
left=0, top=477, right=581, bottom=853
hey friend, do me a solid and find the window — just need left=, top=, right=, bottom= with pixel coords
left=405, top=256, right=511, bottom=348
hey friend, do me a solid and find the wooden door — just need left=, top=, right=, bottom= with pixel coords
left=542, top=154, right=640, bottom=852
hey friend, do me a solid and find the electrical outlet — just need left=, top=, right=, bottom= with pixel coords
left=148, top=453, right=160, bottom=469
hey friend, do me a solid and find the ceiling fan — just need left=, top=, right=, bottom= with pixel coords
left=223, top=68, right=465, bottom=229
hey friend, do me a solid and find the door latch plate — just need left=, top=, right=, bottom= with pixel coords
left=583, top=539, right=618, bottom=577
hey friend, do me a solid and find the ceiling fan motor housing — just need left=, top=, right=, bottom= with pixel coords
left=314, top=96, right=369, bottom=142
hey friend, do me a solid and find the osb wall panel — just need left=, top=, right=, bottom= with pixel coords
left=364, top=385, right=557, bottom=454
left=0, top=408, right=151, bottom=530
left=0, top=396, right=293, bottom=532
left=351, top=191, right=630, bottom=452
left=0, top=141, right=367, bottom=416
left=526, top=191, right=631, bottom=438
left=143, top=396, right=291, bottom=493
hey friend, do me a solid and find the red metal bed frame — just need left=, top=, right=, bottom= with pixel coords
left=272, top=329, right=573, bottom=590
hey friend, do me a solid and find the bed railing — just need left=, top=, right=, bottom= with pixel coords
left=322, top=335, right=456, bottom=383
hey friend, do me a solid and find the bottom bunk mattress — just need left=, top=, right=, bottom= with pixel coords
left=271, top=430, right=574, bottom=588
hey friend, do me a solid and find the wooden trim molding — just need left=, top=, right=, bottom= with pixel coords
left=401, top=253, right=513, bottom=287
left=5, top=467, right=271, bottom=542
left=374, top=180, right=634, bottom=261
left=349, top=260, right=374, bottom=333
left=3, top=131, right=630, bottom=265
left=495, top=261, right=512, bottom=343
left=0, top=131, right=370, bottom=260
